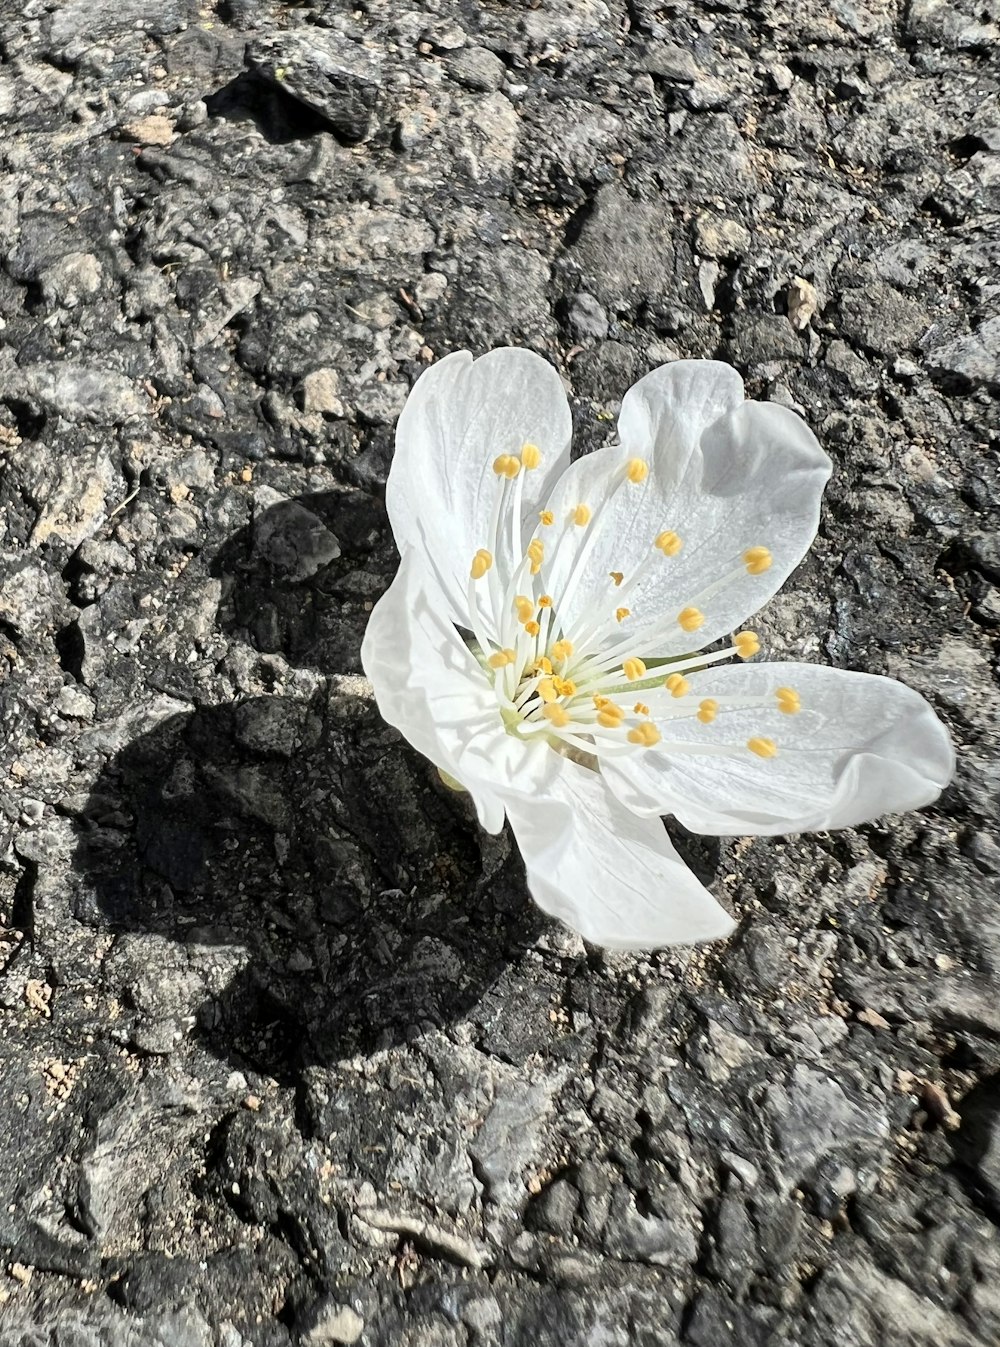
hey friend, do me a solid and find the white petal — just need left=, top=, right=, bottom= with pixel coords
left=361, top=549, right=509, bottom=831
left=540, top=361, right=830, bottom=655
left=385, top=348, right=572, bottom=626
left=618, top=359, right=747, bottom=483
left=603, top=662, right=955, bottom=836
left=504, top=755, right=736, bottom=949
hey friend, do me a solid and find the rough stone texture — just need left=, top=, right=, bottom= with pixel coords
left=0, top=0, right=998, bottom=1344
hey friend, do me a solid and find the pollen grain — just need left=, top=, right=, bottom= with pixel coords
left=743, top=546, right=772, bottom=576
left=654, top=530, right=682, bottom=556
left=734, top=630, right=760, bottom=659
left=748, top=736, right=777, bottom=759
left=470, top=548, right=493, bottom=579
left=628, top=722, right=661, bottom=747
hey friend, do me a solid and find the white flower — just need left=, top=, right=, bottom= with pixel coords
left=361, top=350, right=955, bottom=950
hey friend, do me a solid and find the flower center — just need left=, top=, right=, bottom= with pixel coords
left=466, top=443, right=797, bottom=765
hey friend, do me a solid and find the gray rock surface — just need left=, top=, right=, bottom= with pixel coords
left=0, top=0, right=998, bottom=1344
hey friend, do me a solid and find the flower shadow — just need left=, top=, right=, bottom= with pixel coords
left=74, top=689, right=542, bottom=1082
left=71, top=488, right=544, bottom=1083
left=210, top=487, right=392, bottom=678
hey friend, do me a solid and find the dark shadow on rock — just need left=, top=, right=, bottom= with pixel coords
left=668, top=830, right=724, bottom=891
left=205, top=72, right=335, bottom=146
left=74, top=688, right=543, bottom=1083
left=210, top=487, right=393, bottom=676
left=951, top=1072, right=1000, bottom=1219
left=71, top=487, right=544, bottom=1082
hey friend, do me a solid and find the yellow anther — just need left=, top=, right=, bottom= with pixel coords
left=593, top=695, right=609, bottom=707
left=520, top=442, right=542, bottom=470
left=609, top=571, right=624, bottom=587
left=533, top=656, right=553, bottom=675
left=537, top=678, right=558, bottom=703
left=623, top=657, right=647, bottom=682
left=678, top=606, right=704, bottom=633
left=597, top=703, right=625, bottom=728
left=743, top=546, right=773, bottom=576
left=515, top=595, right=535, bottom=623
left=538, top=595, right=552, bottom=608
left=697, top=698, right=718, bottom=724
left=633, top=702, right=650, bottom=716
left=552, top=639, right=573, bottom=662
left=616, top=607, right=631, bottom=623
left=665, top=673, right=690, bottom=698
left=470, top=548, right=493, bottom=580
left=543, top=703, right=570, bottom=728
left=539, top=510, right=555, bottom=526
left=626, top=458, right=648, bottom=484
left=572, top=504, right=591, bottom=527
left=776, top=687, right=801, bottom=715
left=524, top=619, right=541, bottom=637
left=734, top=630, right=760, bottom=659
left=488, top=648, right=516, bottom=669
left=493, top=453, right=521, bottom=479
left=628, top=722, right=661, bottom=747
left=654, top=530, right=682, bottom=557
left=553, top=677, right=577, bottom=698
left=527, top=539, right=544, bottom=574
left=748, top=736, right=778, bottom=759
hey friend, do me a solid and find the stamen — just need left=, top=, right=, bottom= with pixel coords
left=493, top=454, right=521, bottom=480
left=628, top=722, right=661, bottom=747
left=665, top=673, right=690, bottom=698
left=550, top=462, right=640, bottom=630
left=552, top=639, right=573, bottom=662
left=615, top=607, right=630, bottom=623
left=487, top=648, right=517, bottom=669
left=470, top=549, right=493, bottom=580
left=524, top=619, right=541, bottom=637
left=554, top=676, right=577, bottom=697
left=623, top=657, right=646, bottom=681
left=633, top=702, right=650, bottom=716
left=678, top=606, right=704, bottom=633
left=597, top=703, right=625, bottom=728
left=654, top=530, right=683, bottom=557
left=539, top=510, right=554, bottom=526
left=543, top=704, right=570, bottom=728
left=743, top=546, right=772, bottom=576
left=626, top=458, right=648, bottom=484
left=748, top=737, right=777, bottom=758
left=734, top=631, right=760, bottom=659
left=697, top=698, right=718, bottom=724
left=520, top=443, right=542, bottom=470
left=537, top=678, right=558, bottom=703
left=776, top=687, right=801, bottom=715
left=527, top=538, right=544, bottom=574
left=577, top=525, right=681, bottom=647
left=515, top=595, right=534, bottom=623
left=533, top=656, right=553, bottom=675
left=538, top=595, right=553, bottom=608
left=572, top=504, right=591, bottom=527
